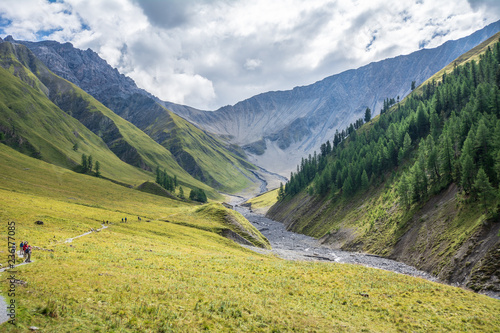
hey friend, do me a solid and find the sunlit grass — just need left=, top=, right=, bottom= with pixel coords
left=244, top=188, right=279, bottom=214
left=1, top=144, right=499, bottom=332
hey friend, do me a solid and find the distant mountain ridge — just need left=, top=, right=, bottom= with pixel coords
left=167, top=20, right=500, bottom=176
left=11, top=20, right=500, bottom=179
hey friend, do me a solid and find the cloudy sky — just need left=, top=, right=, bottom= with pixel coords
left=0, top=0, right=499, bottom=110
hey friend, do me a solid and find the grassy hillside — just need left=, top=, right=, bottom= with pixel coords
left=145, top=107, right=258, bottom=194
left=1, top=144, right=499, bottom=332
left=242, top=188, right=279, bottom=214
left=0, top=65, right=152, bottom=185
left=15, top=38, right=260, bottom=195
left=269, top=38, right=500, bottom=292
left=0, top=41, right=220, bottom=198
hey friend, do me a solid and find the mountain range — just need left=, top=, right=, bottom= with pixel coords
left=169, top=20, right=500, bottom=176
left=11, top=22, right=500, bottom=179
left=8, top=21, right=499, bottom=181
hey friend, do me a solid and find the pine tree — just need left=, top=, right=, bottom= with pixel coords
left=439, top=133, right=454, bottom=182
left=278, top=182, right=285, bottom=201
left=474, top=119, right=493, bottom=177
left=361, top=170, right=369, bottom=189
left=398, top=172, right=411, bottom=207
left=179, top=186, right=185, bottom=199
left=427, top=142, right=440, bottom=182
left=461, top=153, right=475, bottom=193
left=95, top=161, right=101, bottom=177
left=402, top=132, right=412, bottom=158
left=473, top=168, right=495, bottom=213
left=364, top=107, right=371, bottom=123
left=416, top=104, right=429, bottom=137
left=87, top=155, right=93, bottom=173
left=81, top=154, right=88, bottom=173
left=155, top=166, right=161, bottom=184
left=342, top=176, right=354, bottom=197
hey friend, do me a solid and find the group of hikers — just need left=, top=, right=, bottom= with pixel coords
left=18, top=241, right=32, bottom=263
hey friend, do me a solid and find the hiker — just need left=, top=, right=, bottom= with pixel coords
left=138, top=216, right=141, bottom=221
left=121, top=218, right=123, bottom=223
left=25, top=245, right=31, bottom=263
left=23, top=242, right=28, bottom=259
left=125, top=217, right=127, bottom=223
left=19, top=241, right=24, bottom=256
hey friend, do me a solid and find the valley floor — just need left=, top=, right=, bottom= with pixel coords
left=236, top=206, right=500, bottom=300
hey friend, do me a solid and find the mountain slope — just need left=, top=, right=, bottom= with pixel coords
left=14, top=37, right=260, bottom=194
left=0, top=46, right=151, bottom=185
left=168, top=20, right=500, bottom=176
left=0, top=40, right=218, bottom=197
left=268, top=35, right=500, bottom=295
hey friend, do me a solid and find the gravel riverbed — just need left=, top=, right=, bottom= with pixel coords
left=237, top=205, right=500, bottom=299
left=236, top=206, right=441, bottom=282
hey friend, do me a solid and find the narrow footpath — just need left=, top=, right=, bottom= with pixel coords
left=0, top=224, right=109, bottom=325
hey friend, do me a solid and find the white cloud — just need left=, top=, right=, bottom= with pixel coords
left=244, top=58, right=262, bottom=71
left=0, top=0, right=498, bottom=110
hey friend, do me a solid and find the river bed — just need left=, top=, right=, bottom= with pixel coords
left=236, top=205, right=500, bottom=300
left=236, top=205, right=441, bottom=282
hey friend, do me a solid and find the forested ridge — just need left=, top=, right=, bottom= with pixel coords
left=279, top=39, right=500, bottom=217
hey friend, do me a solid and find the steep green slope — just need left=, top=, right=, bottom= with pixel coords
left=146, top=109, right=257, bottom=193
left=1, top=143, right=499, bottom=332
left=0, top=65, right=151, bottom=185
left=15, top=38, right=259, bottom=195
left=0, top=41, right=219, bottom=198
left=269, top=38, right=500, bottom=293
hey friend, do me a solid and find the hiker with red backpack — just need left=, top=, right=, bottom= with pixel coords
left=24, top=245, right=32, bottom=263
left=23, top=242, right=28, bottom=260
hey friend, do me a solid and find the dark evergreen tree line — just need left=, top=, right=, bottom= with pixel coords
left=279, top=40, right=500, bottom=215
left=155, top=166, right=177, bottom=192
left=155, top=166, right=206, bottom=202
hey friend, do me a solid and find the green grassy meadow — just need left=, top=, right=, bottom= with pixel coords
left=243, top=188, right=279, bottom=214
left=1, top=143, right=499, bottom=332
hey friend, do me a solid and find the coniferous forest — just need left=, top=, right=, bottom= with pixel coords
left=280, top=40, right=500, bottom=217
